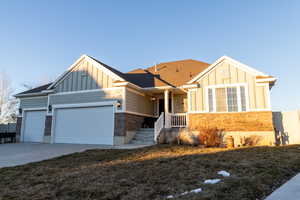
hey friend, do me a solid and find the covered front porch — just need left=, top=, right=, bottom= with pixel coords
left=144, top=87, right=188, bottom=141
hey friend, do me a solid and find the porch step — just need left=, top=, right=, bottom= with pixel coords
left=139, top=128, right=154, bottom=131
left=130, top=128, right=155, bottom=145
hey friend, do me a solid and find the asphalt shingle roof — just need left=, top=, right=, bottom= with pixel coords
left=16, top=57, right=211, bottom=95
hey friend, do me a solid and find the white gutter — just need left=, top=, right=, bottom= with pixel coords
left=14, top=90, right=54, bottom=98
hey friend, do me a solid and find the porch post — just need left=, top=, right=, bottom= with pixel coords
left=164, top=90, right=169, bottom=113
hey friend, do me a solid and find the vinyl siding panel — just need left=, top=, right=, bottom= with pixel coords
left=256, top=85, right=267, bottom=109
left=190, top=60, right=270, bottom=112
left=20, top=96, right=48, bottom=108
left=190, top=90, right=197, bottom=111
left=49, top=89, right=123, bottom=109
left=125, top=88, right=154, bottom=116
left=55, top=58, right=116, bottom=92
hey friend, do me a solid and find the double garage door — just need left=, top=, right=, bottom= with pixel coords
left=22, top=105, right=114, bottom=145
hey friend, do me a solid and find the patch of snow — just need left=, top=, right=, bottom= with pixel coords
left=190, top=188, right=202, bottom=193
left=217, top=170, right=230, bottom=177
left=166, top=187, right=202, bottom=199
left=204, top=179, right=221, bottom=184
left=181, top=191, right=189, bottom=195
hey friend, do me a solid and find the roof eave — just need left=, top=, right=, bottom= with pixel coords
left=14, top=89, right=54, bottom=98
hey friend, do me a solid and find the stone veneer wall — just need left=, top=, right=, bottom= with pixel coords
left=44, top=116, right=52, bottom=136
left=114, top=113, right=150, bottom=145
left=114, top=113, right=146, bottom=136
left=16, top=117, right=22, bottom=142
left=188, top=111, right=274, bottom=131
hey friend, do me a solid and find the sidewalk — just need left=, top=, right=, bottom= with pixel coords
left=265, top=173, right=300, bottom=200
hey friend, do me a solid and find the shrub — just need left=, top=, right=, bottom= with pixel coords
left=178, top=129, right=199, bottom=145
left=198, top=127, right=224, bottom=147
left=157, top=129, right=179, bottom=144
left=240, top=135, right=263, bottom=146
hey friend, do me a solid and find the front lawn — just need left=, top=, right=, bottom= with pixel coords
left=1, top=145, right=300, bottom=200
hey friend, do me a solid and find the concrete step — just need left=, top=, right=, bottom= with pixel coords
left=140, top=128, right=154, bottom=131
left=130, top=140, right=155, bottom=145
left=134, top=136, right=154, bottom=141
left=129, top=128, right=155, bottom=145
left=134, top=132, right=154, bottom=137
left=136, top=130, right=154, bottom=133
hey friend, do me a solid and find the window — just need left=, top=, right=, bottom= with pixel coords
left=208, top=85, right=247, bottom=112
left=240, top=86, right=246, bottom=111
left=227, top=87, right=238, bottom=112
left=216, top=88, right=227, bottom=112
left=208, top=88, right=214, bottom=112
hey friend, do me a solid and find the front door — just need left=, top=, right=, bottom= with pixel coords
left=158, top=98, right=172, bottom=115
left=159, top=99, right=164, bottom=115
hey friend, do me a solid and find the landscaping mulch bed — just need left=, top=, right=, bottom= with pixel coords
left=1, top=145, right=300, bottom=200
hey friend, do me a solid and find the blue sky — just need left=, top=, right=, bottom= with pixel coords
left=0, top=0, right=299, bottom=111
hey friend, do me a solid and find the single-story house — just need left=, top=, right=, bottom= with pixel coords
left=15, top=55, right=276, bottom=145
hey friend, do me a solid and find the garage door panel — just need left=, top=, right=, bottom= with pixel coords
left=54, top=106, right=114, bottom=145
left=23, top=110, right=46, bottom=142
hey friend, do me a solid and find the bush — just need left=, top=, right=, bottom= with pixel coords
left=198, top=127, right=224, bottom=147
left=178, top=129, right=199, bottom=145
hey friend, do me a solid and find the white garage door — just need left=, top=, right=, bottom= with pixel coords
left=23, top=110, right=46, bottom=142
left=53, top=105, right=114, bottom=145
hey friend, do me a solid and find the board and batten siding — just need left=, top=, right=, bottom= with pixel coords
left=55, top=58, right=115, bottom=93
left=190, top=60, right=270, bottom=112
left=173, top=94, right=188, bottom=113
left=125, top=88, right=154, bottom=116
left=49, top=89, right=123, bottom=108
left=19, top=96, right=48, bottom=109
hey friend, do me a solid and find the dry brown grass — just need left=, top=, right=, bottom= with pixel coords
left=1, top=145, right=300, bottom=200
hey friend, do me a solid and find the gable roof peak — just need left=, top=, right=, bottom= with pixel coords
left=188, top=55, right=270, bottom=84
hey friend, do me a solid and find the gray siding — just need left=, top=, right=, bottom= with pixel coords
left=20, top=96, right=48, bottom=108
left=55, top=58, right=115, bottom=93
left=49, top=89, right=123, bottom=109
left=126, top=88, right=154, bottom=116
left=191, top=60, right=270, bottom=111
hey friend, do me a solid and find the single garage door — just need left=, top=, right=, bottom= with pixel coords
left=23, top=110, right=46, bottom=142
left=53, top=105, right=114, bottom=145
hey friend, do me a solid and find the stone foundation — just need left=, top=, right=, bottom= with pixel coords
left=185, top=111, right=276, bottom=146
left=223, top=131, right=275, bottom=147
left=44, top=116, right=52, bottom=136
left=188, top=111, right=274, bottom=131
left=16, top=117, right=22, bottom=142
left=114, top=113, right=156, bottom=145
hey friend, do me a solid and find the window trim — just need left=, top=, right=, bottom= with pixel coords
left=206, top=83, right=249, bottom=113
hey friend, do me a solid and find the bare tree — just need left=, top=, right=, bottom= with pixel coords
left=0, top=71, right=18, bottom=124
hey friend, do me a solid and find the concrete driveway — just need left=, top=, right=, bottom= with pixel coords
left=0, top=143, right=114, bottom=168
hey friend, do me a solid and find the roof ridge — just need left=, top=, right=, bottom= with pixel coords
left=154, top=58, right=209, bottom=65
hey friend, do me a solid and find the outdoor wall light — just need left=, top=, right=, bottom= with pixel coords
left=18, top=108, right=22, bottom=115
left=116, top=101, right=121, bottom=108
left=48, top=105, right=52, bottom=112
left=150, top=97, right=156, bottom=101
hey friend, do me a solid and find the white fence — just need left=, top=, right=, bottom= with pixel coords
left=273, top=110, right=300, bottom=145
left=170, top=113, right=187, bottom=127
left=154, top=113, right=187, bottom=142
left=154, top=112, right=165, bottom=142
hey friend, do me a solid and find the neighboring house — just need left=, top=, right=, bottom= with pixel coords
left=15, top=55, right=276, bottom=145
